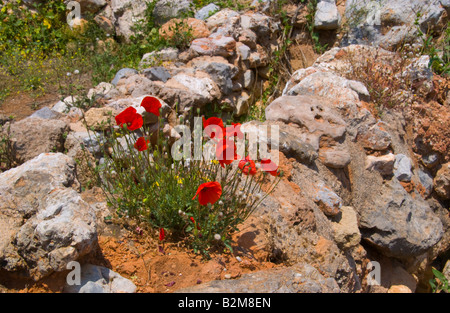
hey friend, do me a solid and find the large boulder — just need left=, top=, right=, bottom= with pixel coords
left=434, top=163, right=450, bottom=199
left=240, top=120, right=318, bottom=165
left=176, top=263, right=340, bottom=293
left=0, top=153, right=97, bottom=280
left=357, top=179, right=443, bottom=259
left=283, top=70, right=369, bottom=116
left=265, top=95, right=347, bottom=150
left=8, top=117, right=69, bottom=164
left=111, top=0, right=149, bottom=40
left=64, top=264, right=136, bottom=293
left=342, top=0, right=445, bottom=49
left=152, top=0, right=192, bottom=25
left=188, top=56, right=239, bottom=95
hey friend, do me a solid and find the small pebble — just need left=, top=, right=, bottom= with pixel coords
left=224, top=274, right=231, bottom=279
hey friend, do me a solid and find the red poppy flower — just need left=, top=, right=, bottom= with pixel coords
left=189, top=217, right=201, bottom=230
left=134, top=137, right=149, bottom=151
left=238, top=156, right=257, bottom=176
left=115, top=107, right=143, bottom=131
left=192, top=181, right=222, bottom=206
left=215, top=139, right=238, bottom=168
left=141, top=96, right=162, bottom=116
left=225, top=122, right=244, bottom=139
left=203, top=116, right=225, bottom=139
left=159, top=228, right=165, bottom=241
left=261, top=158, right=279, bottom=176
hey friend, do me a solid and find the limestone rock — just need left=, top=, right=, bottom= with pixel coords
left=319, top=146, right=351, bottom=169
left=205, top=9, right=240, bottom=30
left=358, top=121, right=392, bottom=151
left=312, top=182, right=342, bottom=217
left=190, top=34, right=237, bottom=57
left=165, top=73, right=221, bottom=103
left=394, top=154, right=413, bottom=182
left=76, top=0, right=106, bottom=14
left=159, top=18, right=210, bottom=41
left=417, top=169, right=434, bottom=198
left=365, top=153, right=395, bottom=176
left=84, top=107, right=118, bottom=131
left=139, top=48, right=179, bottom=69
left=188, top=56, right=239, bottom=95
left=332, top=206, right=361, bottom=250
left=64, top=264, right=136, bottom=293
left=111, top=68, right=138, bottom=86
left=314, top=0, right=341, bottom=30
left=113, top=0, right=148, bottom=40
left=0, top=153, right=97, bottom=280
left=152, top=0, right=192, bottom=25
left=240, top=121, right=318, bottom=165
left=142, top=67, right=172, bottom=83
left=195, top=3, right=220, bottom=21
left=87, top=82, right=117, bottom=100
left=9, top=117, right=69, bottom=164
left=51, top=96, right=83, bottom=118
left=29, top=107, right=63, bottom=120
left=434, top=163, right=450, bottom=199
left=358, top=179, right=443, bottom=258
left=284, top=71, right=369, bottom=115
left=265, top=95, right=347, bottom=149
left=176, top=263, right=340, bottom=293
left=343, top=0, right=445, bottom=49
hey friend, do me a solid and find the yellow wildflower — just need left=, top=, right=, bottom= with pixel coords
left=43, top=19, right=51, bottom=29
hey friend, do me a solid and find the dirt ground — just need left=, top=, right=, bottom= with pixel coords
left=0, top=92, right=60, bottom=121
left=2, top=220, right=279, bottom=293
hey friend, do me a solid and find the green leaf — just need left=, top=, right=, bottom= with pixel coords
left=224, top=241, right=233, bottom=254
left=429, top=279, right=437, bottom=292
left=432, top=268, right=447, bottom=282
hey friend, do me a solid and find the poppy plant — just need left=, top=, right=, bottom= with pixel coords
left=115, top=107, right=143, bottom=131
left=261, top=158, right=279, bottom=176
left=192, top=181, right=222, bottom=206
left=189, top=217, right=201, bottom=230
left=203, top=116, right=225, bottom=139
left=141, top=96, right=162, bottom=116
left=159, top=228, right=165, bottom=241
left=238, top=156, right=257, bottom=176
left=134, top=137, right=149, bottom=151
left=215, top=139, right=238, bottom=168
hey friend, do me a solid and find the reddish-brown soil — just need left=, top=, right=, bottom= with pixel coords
left=288, top=44, right=319, bottom=71
left=3, top=229, right=278, bottom=293
left=0, top=185, right=280, bottom=293
left=0, top=92, right=60, bottom=121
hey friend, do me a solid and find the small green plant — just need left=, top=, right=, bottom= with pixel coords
left=420, top=23, right=450, bottom=76
left=304, top=0, right=328, bottom=54
left=429, top=267, right=450, bottom=293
